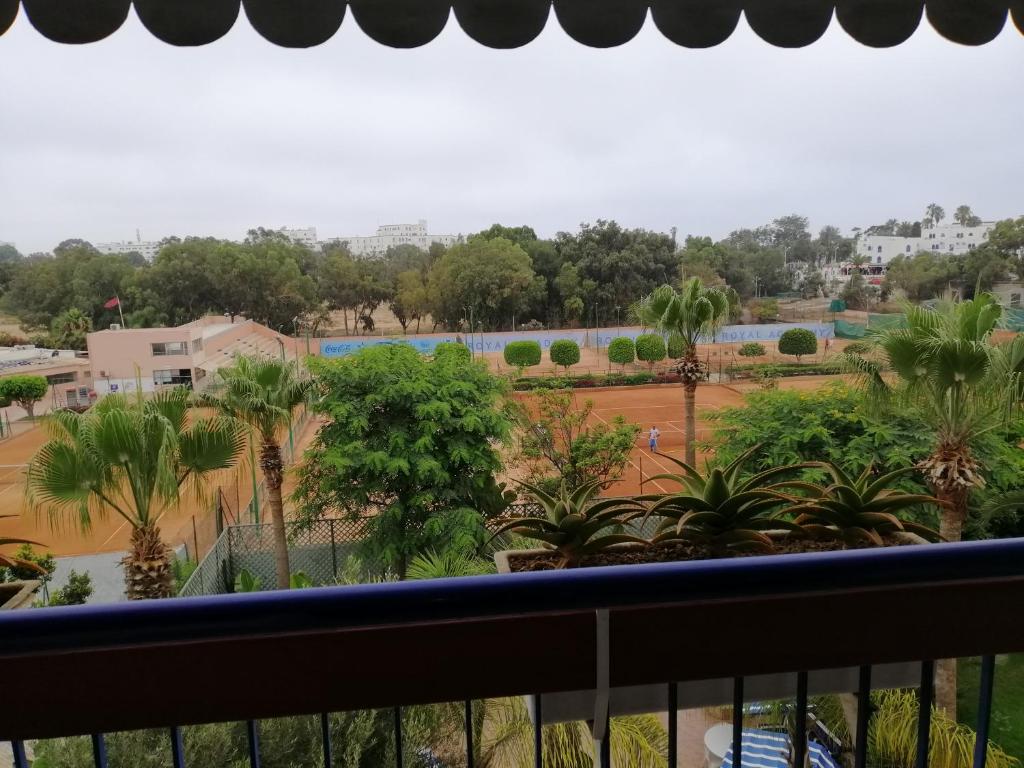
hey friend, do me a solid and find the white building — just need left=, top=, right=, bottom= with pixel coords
left=95, top=239, right=162, bottom=261
left=825, top=221, right=997, bottom=287
left=278, top=227, right=318, bottom=249
left=323, top=220, right=459, bottom=257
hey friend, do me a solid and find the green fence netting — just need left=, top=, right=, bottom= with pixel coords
left=834, top=314, right=906, bottom=339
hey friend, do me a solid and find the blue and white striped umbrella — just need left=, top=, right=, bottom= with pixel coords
left=720, top=728, right=839, bottom=768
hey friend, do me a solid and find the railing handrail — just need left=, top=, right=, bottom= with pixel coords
left=3, top=537, right=1024, bottom=657
left=4, top=538, right=1024, bottom=741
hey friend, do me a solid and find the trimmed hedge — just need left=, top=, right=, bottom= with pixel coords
left=512, top=371, right=684, bottom=392
left=504, top=340, right=542, bottom=369
left=549, top=339, right=580, bottom=370
left=635, top=334, right=666, bottom=368
left=434, top=341, right=471, bottom=362
left=778, top=328, right=818, bottom=360
left=607, top=337, right=635, bottom=368
left=726, top=362, right=838, bottom=379
left=667, top=332, right=685, bottom=360
left=738, top=342, right=766, bottom=357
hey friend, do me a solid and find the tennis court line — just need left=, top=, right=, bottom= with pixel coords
left=591, top=410, right=669, bottom=494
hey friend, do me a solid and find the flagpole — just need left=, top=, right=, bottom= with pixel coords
left=117, top=296, right=126, bottom=328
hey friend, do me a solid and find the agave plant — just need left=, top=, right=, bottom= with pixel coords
left=786, top=464, right=942, bottom=546
left=641, top=446, right=813, bottom=552
left=491, top=480, right=646, bottom=568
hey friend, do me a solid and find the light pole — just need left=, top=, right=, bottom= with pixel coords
left=276, top=338, right=295, bottom=456
left=614, top=305, right=621, bottom=333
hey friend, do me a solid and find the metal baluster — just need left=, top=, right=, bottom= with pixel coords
left=11, top=741, right=28, bottom=768
left=394, top=707, right=403, bottom=768
left=170, top=726, right=186, bottom=768
left=321, top=713, right=333, bottom=768
left=91, top=734, right=108, bottom=768
left=732, top=677, right=744, bottom=768
left=855, top=666, right=872, bottom=768
left=534, top=694, right=543, bottom=768
left=916, top=660, right=934, bottom=768
left=668, top=682, right=678, bottom=768
left=793, top=672, right=808, bottom=768
left=465, top=700, right=474, bottom=768
left=246, top=720, right=261, bottom=768
left=599, top=724, right=611, bottom=768
left=973, top=655, right=996, bottom=768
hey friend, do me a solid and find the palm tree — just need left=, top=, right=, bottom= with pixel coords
left=26, top=389, right=245, bottom=599
left=925, top=203, right=946, bottom=229
left=634, top=279, right=730, bottom=465
left=844, top=294, right=1023, bottom=715
left=199, top=356, right=313, bottom=589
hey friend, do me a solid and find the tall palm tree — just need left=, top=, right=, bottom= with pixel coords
left=26, top=389, right=245, bottom=599
left=844, top=293, right=1023, bottom=715
left=634, top=279, right=730, bottom=465
left=926, top=203, right=946, bottom=229
left=199, top=356, right=313, bottom=589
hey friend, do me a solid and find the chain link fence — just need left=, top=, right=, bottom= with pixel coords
left=177, top=500, right=661, bottom=597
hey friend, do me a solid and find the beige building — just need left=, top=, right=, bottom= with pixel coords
left=87, top=316, right=304, bottom=397
left=0, top=346, right=93, bottom=415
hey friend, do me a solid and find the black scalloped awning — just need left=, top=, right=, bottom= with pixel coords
left=1, top=0, right=1021, bottom=49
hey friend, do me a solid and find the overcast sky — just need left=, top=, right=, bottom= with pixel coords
left=0, top=9, right=1021, bottom=254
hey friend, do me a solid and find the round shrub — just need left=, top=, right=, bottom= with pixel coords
left=504, top=340, right=542, bottom=370
left=607, top=337, right=635, bottom=369
left=844, top=341, right=871, bottom=355
left=635, top=334, right=666, bottom=369
left=434, top=342, right=471, bottom=362
left=738, top=342, right=767, bottom=358
left=778, top=328, right=818, bottom=361
left=666, top=332, right=685, bottom=360
left=549, top=339, right=580, bottom=370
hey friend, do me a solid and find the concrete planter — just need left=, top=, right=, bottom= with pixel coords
left=496, top=534, right=926, bottom=725
left=0, top=580, right=40, bottom=610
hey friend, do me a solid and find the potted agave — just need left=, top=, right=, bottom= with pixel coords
left=494, top=452, right=941, bottom=724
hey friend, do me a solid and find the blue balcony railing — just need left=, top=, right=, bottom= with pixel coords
left=3, top=538, right=1024, bottom=767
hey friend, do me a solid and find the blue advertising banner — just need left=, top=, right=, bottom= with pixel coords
left=320, top=323, right=834, bottom=358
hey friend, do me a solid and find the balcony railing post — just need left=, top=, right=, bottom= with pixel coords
left=732, top=677, right=744, bottom=768
left=11, top=741, right=28, bottom=768
left=793, top=671, right=808, bottom=768
left=534, top=694, right=543, bottom=768
left=394, top=706, right=403, bottom=768
left=915, top=660, right=934, bottom=768
left=321, top=712, right=333, bottom=768
left=246, top=720, right=261, bottom=768
left=91, top=733, right=108, bottom=768
left=973, top=655, right=996, bottom=768
left=465, top=700, right=474, bottom=768
left=330, top=519, right=338, bottom=579
left=855, top=665, right=872, bottom=768
left=170, top=726, right=186, bottom=768
left=667, top=682, right=677, bottom=768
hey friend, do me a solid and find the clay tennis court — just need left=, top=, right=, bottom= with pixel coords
left=515, top=375, right=848, bottom=497
left=0, top=415, right=321, bottom=559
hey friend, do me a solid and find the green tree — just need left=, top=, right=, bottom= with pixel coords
left=295, top=344, right=511, bottom=576
left=846, top=295, right=1024, bottom=716
left=50, top=308, right=92, bottom=351
left=548, top=339, right=580, bottom=371
left=47, top=570, right=93, bottom=606
left=954, top=205, right=982, bottom=227
left=198, top=357, right=313, bottom=590
left=26, top=389, right=245, bottom=599
left=516, top=388, right=640, bottom=491
left=925, top=203, right=946, bottom=229
left=427, top=238, right=536, bottom=331
left=635, top=333, right=666, bottom=370
left=607, top=337, right=635, bottom=369
left=884, top=251, right=960, bottom=301
left=778, top=328, right=817, bottom=361
left=0, top=375, right=48, bottom=419
left=504, top=341, right=542, bottom=373
left=392, top=269, right=431, bottom=332
left=634, top=279, right=730, bottom=465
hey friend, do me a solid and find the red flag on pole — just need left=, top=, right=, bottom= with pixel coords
left=104, top=296, right=120, bottom=309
